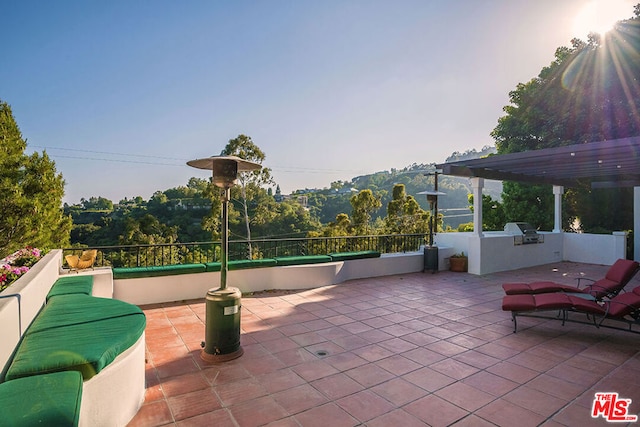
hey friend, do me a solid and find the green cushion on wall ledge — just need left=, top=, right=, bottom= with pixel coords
left=274, top=255, right=333, bottom=266
left=46, top=274, right=94, bottom=301
left=0, top=371, right=83, bottom=427
left=111, top=254, right=374, bottom=278
left=329, top=251, right=381, bottom=262
left=112, top=263, right=206, bottom=279
left=204, top=259, right=277, bottom=272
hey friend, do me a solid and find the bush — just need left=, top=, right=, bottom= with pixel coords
left=0, top=247, right=43, bottom=292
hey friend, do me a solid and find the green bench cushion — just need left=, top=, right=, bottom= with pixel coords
left=113, top=263, right=206, bottom=279
left=329, top=251, right=381, bottom=262
left=0, top=371, right=83, bottom=426
left=274, top=255, right=333, bottom=266
left=46, top=275, right=94, bottom=301
left=28, top=294, right=144, bottom=334
left=6, top=295, right=146, bottom=381
left=205, top=259, right=277, bottom=272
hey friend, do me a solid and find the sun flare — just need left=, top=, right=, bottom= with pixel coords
left=572, top=0, right=634, bottom=38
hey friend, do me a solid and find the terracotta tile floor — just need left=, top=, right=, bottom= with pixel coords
left=128, top=262, right=640, bottom=426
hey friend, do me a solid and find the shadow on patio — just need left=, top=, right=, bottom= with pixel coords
left=128, top=262, right=640, bottom=427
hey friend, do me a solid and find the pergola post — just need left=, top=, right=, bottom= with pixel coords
left=471, top=177, right=484, bottom=237
left=553, top=185, right=564, bottom=233
left=635, top=186, right=640, bottom=262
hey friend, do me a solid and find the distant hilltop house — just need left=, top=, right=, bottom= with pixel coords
left=337, top=187, right=357, bottom=195
left=274, top=185, right=285, bottom=202
left=170, top=199, right=212, bottom=210
left=274, top=186, right=308, bottom=208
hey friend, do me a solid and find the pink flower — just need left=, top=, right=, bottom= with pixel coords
left=0, top=247, right=42, bottom=292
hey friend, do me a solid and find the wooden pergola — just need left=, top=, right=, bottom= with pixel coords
left=438, top=137, right=640, bottom=189
left=436, top=136, right=640, bottom=261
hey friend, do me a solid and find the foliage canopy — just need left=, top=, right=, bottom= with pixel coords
left=0, top=101, right=71, bottom=256
left=491, top=6, right=640, bottom=231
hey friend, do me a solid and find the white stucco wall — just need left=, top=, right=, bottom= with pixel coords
left=435, top=231, right=625, bottom=275
left=113, top=252, right=425, bottom=305
left=563, top=232, right=627, bottom=265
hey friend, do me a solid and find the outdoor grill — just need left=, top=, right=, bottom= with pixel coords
left=503, top=222, right=543, bottom=245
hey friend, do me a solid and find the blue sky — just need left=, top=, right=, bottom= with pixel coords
left=2, top=0, right=636, bottom=204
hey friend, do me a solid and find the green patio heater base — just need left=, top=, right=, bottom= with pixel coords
left=200, top=287, right=243, bottom=364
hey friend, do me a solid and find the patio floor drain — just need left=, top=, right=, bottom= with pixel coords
left=315, top=350, right=328, bottom=357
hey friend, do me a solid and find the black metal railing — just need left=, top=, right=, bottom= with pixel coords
left=63, top=233, right=428, bottom=268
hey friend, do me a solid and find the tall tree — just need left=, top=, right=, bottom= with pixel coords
left=385, top=184, right=430, bottom=234
left=0, top=101, right=71, bottom=255
left=491, top=7, right=640, bottom=231
left=350, top=189, right=382, bottom=235
left=221, top=135, right=273, bottom=257
left=309, top=213, right=353, bottom=238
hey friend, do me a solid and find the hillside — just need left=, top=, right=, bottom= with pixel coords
left=65, top=146, right=501, bottom=245
left=298, top=145, right=500, bottom=228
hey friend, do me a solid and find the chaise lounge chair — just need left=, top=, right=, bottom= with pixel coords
left=502, top=286, right=640, bottom=333
left=65, top=249, right=98, bottom=272
left=502, top=259, right=639, bottom=300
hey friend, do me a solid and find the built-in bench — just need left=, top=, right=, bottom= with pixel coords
left=0, top=251, right=146, bottom=427
left=6, top=294, right=146, bottom=381
left=112, top=252, right=381, bottom=279
left=111, top=250, right=424, bottom=304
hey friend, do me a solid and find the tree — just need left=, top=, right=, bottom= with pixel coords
left=255, top=199, right=321, bottom=239
left=491, top=7, right=640, bottom=231
left=385, top=184, right=430, bottom=234
left=468, top=194, right=506, bottom=231
left=0, top=100, right=71, bottom=255
left=221, top=134, right=274, bottom=257
left=310, top=213, right=353, bottom=238
left=350, top=189, right=382, bottom=235
left=81, top=196, right=113, bottom=211
left=119, top=214, right=178, bottom=246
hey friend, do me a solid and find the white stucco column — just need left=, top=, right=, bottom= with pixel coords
left=471, top=177, right=484, bottom=237
left=635, top=186, right=640, bottom=262
left=553, top=185, right=564, bottom=233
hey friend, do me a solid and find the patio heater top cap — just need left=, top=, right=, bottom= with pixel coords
left=187, top=155, right=262, bottom=189
left=417, top=190, right=446, bottom=209
left=417, top=190, right=447, bottom=196
left=417, top=189, right=446, bottom=200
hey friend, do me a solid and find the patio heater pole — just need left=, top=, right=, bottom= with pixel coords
left=187, top=155, right=262, bottom=363
left=418, top=173, right=445, bottom=274
left=220, top=187, right=230, bottom=290
left=433, top=171, right=438, bottom=246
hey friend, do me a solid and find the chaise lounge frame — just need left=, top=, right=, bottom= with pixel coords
left=502, top=286, right=640, bottom=333
left=502, top=259, right=640, bottom=300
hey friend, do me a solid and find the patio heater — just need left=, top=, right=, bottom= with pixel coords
left=418, top=172, right=445, bottom=273
left=187, top=155, right=262, bottom=363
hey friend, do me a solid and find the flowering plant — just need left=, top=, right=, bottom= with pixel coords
left=0, top=247, right=43, bottom=292
left=450, top=252, right=467, bottom=258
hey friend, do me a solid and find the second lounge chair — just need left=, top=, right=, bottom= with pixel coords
left=502, top=285, right=640, bottom=333
left=502, top=258, right=639, bottom=300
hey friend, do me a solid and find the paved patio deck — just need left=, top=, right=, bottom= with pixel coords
left=128, top=262, right=640, bottom=426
